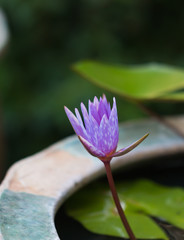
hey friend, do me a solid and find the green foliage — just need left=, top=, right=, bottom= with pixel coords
left=66, top=179, right=184, bottom=239
left=73, top=61, right=184, bottom=101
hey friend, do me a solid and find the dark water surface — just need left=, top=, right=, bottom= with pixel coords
left=55, top=154, right=184, bottom=240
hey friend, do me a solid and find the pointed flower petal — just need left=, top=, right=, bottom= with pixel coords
left=93, top=96, right=99, bottom=109
left=88, top=115, right=99, bottom=148
left=64, top=106, right=87, bottom=138
left=88, top=99, right=100, bottom=124
left=75, top=108, right=85, bottom=129
left=111, top=133, right=149, bottom=158
left=81, top=103, right=91, bottom=133
left=102, top=94, right=111, bottom=118
left=78, top=135, right=105, bottom=157
left=98, top=97, right=108, bottom=120
left=98, top=114, right=113, bottom=154
left=108, top=97, right=119, bottom=149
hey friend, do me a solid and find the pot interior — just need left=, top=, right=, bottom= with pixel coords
left=55, top=154, right=184, bottom=240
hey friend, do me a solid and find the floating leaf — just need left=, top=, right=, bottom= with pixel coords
left=73, top=61, right=184, bottom=101
left=116, top=180, right=184, bottom=230
left=65, top=179, right=184, bottom=239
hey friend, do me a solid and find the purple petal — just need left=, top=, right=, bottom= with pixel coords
left=75, top=108, right=87, bottom=137
left=88, top=114, right=100, bottom=147
left=98, top=97, right=109, bottom=120
left=102, top=95, right=111, bottom=118
left=81, top=102, right=100, bottom=146
left=75, top=108, right=84, bottom=128
left=64, top=106, right=87, bottom=138
left=98, top=114, right=115, bottom=154
left=81, top=102, right=91, bottom=131
left=78, top=135, right=105, bottom=157
left=111, top=133, right=149, bottom=157
left=88, top=99, right=100, bottom=124
left=93, top=96, right=99, bottom=110
left=108, top=97, right=119, bottom=149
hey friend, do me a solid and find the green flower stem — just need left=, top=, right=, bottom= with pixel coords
left=104, top=162, right=136, bottom=240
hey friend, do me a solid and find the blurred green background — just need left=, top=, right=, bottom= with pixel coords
left=0, top=0, right=184, bottom=178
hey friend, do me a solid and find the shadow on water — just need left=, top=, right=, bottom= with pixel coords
left=55, top=154, right=184, bottom=240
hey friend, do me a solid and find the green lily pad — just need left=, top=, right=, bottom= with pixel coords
left=73, top=61, right=184, bottom=101
left=117, top=180, right=184, bottom=230
left=65, top=179, right=184, bottom=239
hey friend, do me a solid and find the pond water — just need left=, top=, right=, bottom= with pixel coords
left=55, top=154, right=184, bottom=240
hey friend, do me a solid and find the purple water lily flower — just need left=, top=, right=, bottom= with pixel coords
left=65, top=95, right=148, bottom=240
left=64, top=95, right=148, bottom=162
